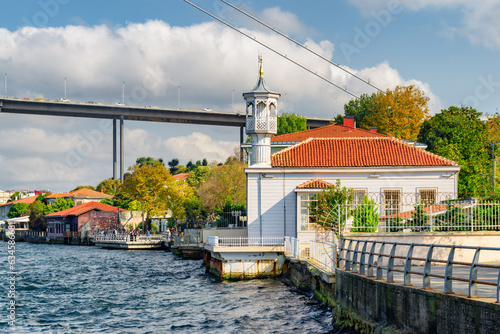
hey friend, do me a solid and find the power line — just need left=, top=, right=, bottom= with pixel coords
left=182, top=0, right=359, bottom=98
left=220, top=0, right=383, bottom=93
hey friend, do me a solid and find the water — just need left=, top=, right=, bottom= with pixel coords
left=0, top=242, right=338, bottom=333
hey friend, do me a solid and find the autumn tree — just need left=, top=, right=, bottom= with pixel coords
left=136, top=157, right=164, bottom=167
left=196, top=161, right=246, bottom=211
left=277, top=113, right=307, bottom=135
left=418, top=106, right=490, bottom=196
left=96, top=178, right=122, bottom=196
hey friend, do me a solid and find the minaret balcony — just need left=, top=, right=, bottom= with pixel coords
left=246, top=116, right=277, bottom=134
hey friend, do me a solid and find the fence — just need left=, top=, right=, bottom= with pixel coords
left=173, top=235, right=201, bottom=247
left=284, top=237, right=337, bottom=272
left=93, top=233, right=162, bottom=242
left=315, top=196, right=500, bottom=233
left=207, top=236, right=284, bottom=247
left=203, top=211, right=247, bottom=228
left=338, top=238, right=500, bottom=302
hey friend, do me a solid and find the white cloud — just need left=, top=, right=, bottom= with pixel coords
left=0, top=15, right=439, bottom=191
left=348, top=0, right=500, bottom=49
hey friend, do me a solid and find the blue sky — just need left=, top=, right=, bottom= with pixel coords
left=1, top=0, right=500, bottom=191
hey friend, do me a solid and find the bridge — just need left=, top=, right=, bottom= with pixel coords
left=0, top=97, right=332, bottom=180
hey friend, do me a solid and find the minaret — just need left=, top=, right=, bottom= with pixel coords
left=243, top=55, right=281, bottom=167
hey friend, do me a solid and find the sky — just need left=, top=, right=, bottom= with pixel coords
left=1, top=0, right=500, bottom=192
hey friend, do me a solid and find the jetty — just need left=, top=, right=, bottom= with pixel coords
left=94, top=234, right=163, bottom=250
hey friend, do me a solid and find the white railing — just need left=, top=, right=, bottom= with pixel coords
left=208, top=236, right=284, bottom=247
left=284, top=237, right=337, bottom=272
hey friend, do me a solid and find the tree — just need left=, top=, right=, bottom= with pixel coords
left=277, top=113, right=307, bottom=135
left=71, top=185, right=95, bottom=191
left=45, top=198, right=74, bottom=214
left=7, top=203, right=29, bottom=218
left=343, top=93, right=374, bottom=129
left=309, top=180, right=353, bottom=234
left=168, top=158, right=180, bottom=174
left=418, top=106, right=490, bottom=196
left=136, top=157, right=164, bottom=167
left=8, top=192, right=20, bottom=203
left=96, top=178, right=122, bottom=196
left=196, top=161, right=246, bottom=211
left=364, top=85, right=430, bottom=140
left=187, top=165, right=211, bottom=189
left=27, top=194, right=48, bottom=230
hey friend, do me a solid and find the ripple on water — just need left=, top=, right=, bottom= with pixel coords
left=0, top=242, right=342, bottom=334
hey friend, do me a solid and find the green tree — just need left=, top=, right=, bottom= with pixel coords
left=309, top=180, right=353, bottom=234
left=187, top=165, right=211, bottom=189
left=71, top=185, right=95, bottom=191
left=136, top=157, right=164, bottom=167
left=27, top=194, right=48, bottom=230
left=410, top=205, right=430, bottom=232
left=7, top=203, right=30, bottom=218
left=168, top=159, right=180, bottom=174
left=8, top=192, right=20, bottom=203
left=96, top=178, right=122, bottom=195
left=343, top=93, right=374, bottom=129
left=418, top=106, right=490, bottom=196
left=277, top=113, right=307, bottom=135
left=45, top=198, right=74, bottom=214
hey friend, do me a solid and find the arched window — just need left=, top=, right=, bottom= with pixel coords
left=246, top=102, right=254, bottom=116
left=256, top=102, right=266, bottom=117
left=269, top=103, right=277, bottom=116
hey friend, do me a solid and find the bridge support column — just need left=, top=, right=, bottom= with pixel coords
left=120, top=116, right=124, bottom=183
left=240, top=126, right=244, bottom=162
left=113, top=119, right=117, bottom=180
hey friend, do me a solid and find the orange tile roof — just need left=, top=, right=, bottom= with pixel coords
left=271, top=124, right=387, bottom=143
left=45, top=189, right=113, bottom=199
left=296, top=178, right=332, bottom=189
left=0, top=196, right=37, bottom=207
left=45, top=201, right=126, bottom=218
left=271, top=137, right=458, bottom=168
left=173, top=173, right=189, bottom=180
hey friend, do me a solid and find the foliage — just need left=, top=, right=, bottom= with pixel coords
left=45, top=198, right=74, bottom=214
left=27, top=194, right=48, bottom=230
left=309, top=180, right=353, bottom=234
left=100, top=197, right=114, bottom=206
left=183, top=196, right=206, bottom=224
left=364, top=85, right=430, bottom=140
left=96, top=178, right=121, bottom=196
left=168, top=159, right=180, bottom=174
left=71, top=185, right=95, bottom=191
left=196, top=161, right=246, bottom=211
left=151, top=222, right=159, bottom=233
left=277, top=113, right=307, bottom=135
left=7, top=203, right=30, bottom=218
left=418, top=106, right=490, bottom=196
left=352, top=196, right=379, bottom=232
left=410, top=205, right=430, bottom=232
left=187, top=166, right=211, bottom=189
left=343, top=93, right=374, bottom=129
left=121, top=163, right=173, bottom=219
left=136, top=157, right=164, bottom=167
left=433, top=202, right=469, bottom=231
left=8, top=192, right=20, bottom=203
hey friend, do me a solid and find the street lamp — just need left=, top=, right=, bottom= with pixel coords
left=177, top=85, right=181, bottom=109
left=122, top=81, right=125, bottom=104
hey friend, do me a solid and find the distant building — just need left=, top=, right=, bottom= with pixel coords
left=45, top=188, right=114, bottom=206
left=0, top=196, right=37, bottom=222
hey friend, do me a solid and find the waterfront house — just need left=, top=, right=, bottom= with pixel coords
left=45, top=188, right=114, bottom=206
left=242, top=61, right=460, bottom=242
left=46, top=201, right=126, bottom=238
left=0, top=196, right=37, bottom=222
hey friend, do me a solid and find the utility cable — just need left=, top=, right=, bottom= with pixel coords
left=220, top=0, right=383, bottom=93
left=183, top=0, right=359, bottom=98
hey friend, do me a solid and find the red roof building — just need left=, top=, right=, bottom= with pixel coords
left=46, top=201, right=126, bottom=237
left=0, top=196, right=37, bottom=221
left=45, top=188, right=113, bottom=206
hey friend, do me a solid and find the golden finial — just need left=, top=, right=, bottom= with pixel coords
left=259, top=54, right=264, bottom=79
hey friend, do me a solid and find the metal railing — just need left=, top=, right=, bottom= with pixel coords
left=93, top=233, right=162, bottom=242
left=339, top=238, right=500, bottom=302
left=316, top=200, right=500, bottom=233
left=208, top=236, right=284, bottom=247
left=284, top=237, right=337, bottom=272
left=173, top=235, right=200, bottom=247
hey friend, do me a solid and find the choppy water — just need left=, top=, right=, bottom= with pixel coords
left=0, top=242, right=338, bottom=333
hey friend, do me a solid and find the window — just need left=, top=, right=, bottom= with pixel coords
left=418, top=189, right=436, bottom=205
left=352, top=189, right=367, bottom=205
left=256, top=102, right=265, bottom=118
left=269, top=103, right=277, bottom=116
left=384, top=190, right=400, bottom=217
left=299, top=193, right=317, bottom=232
